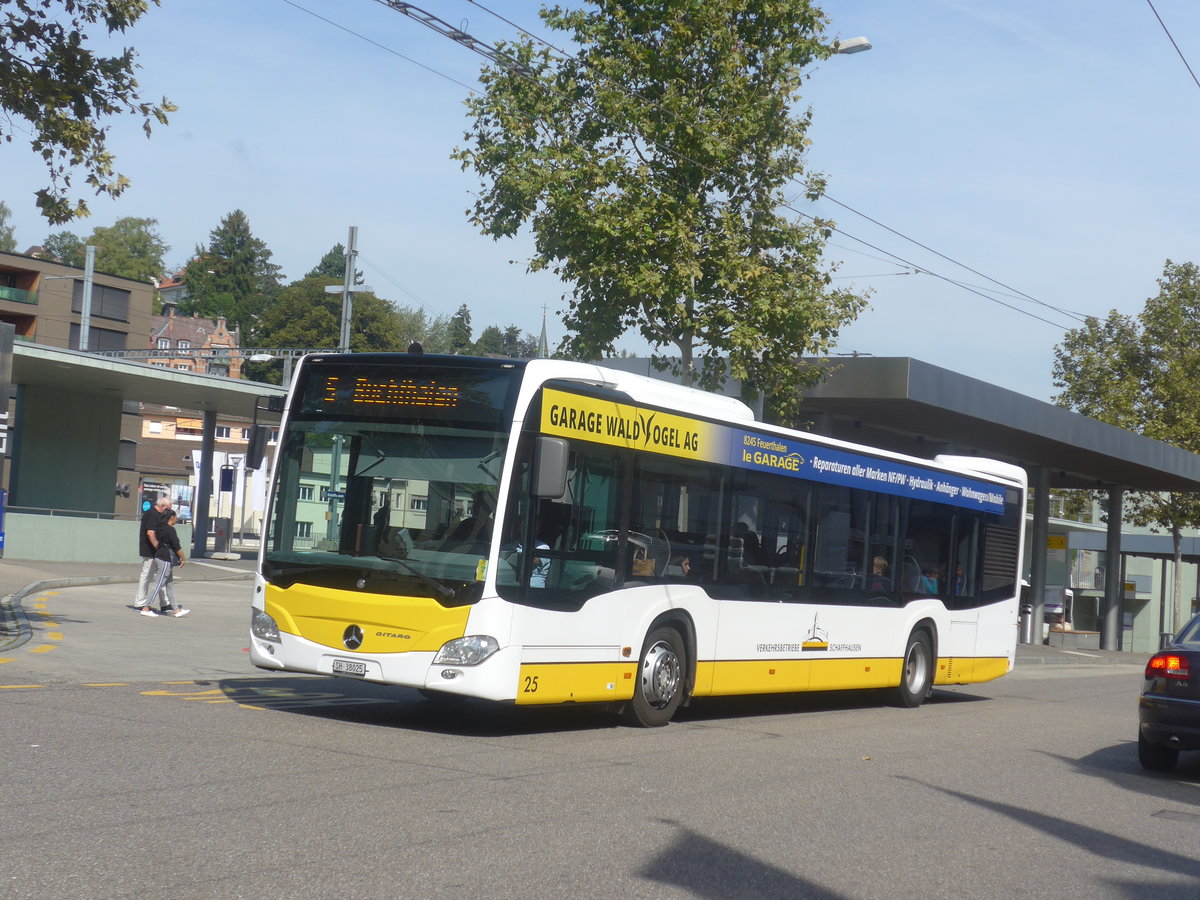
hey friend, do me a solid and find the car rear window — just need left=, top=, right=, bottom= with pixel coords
left=1176, top=615, right=1200, bottom=646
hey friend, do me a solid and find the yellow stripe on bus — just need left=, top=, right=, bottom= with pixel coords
left=695, top=658, right=900, bottom=696
left=692, top=655, right=1009, bottom=697
left=934, top=656, right=1010, bottom=685
left=265, top=584, right=470, bottom=654
left=515, top=662, right=638, bottom=705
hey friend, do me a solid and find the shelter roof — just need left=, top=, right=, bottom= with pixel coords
left=12, top=341, right=285, bottom=419
left=799, top=357, right=1200, bottom=492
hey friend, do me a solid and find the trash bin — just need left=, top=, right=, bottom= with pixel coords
left=212, top=517, right=232, bottom=554
left=1019, top=603, right=1035, bottom=644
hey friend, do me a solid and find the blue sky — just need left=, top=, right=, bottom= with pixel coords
left=4, top=0, right=1199, bottom=401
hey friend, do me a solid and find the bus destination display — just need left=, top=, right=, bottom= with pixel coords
left=296, top=364, right=516, bottom=426
left=322, top=375, right=460, bottom=409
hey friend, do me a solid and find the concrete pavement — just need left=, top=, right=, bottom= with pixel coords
left=0, top=556, right=1140, bottom=665
left=0, top=556, right=256, bottom=653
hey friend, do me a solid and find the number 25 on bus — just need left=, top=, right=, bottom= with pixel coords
left=249, top=353, right=1026, bottom=726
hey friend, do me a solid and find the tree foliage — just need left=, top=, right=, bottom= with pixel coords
left=1053, top=260, right=1200, bottom=630
left=40, top=215, right=166, bottom=281
left=475, top=323, right=540, bottom=358
left=448, top=303, right=473, bottom=353
left=180, top=210, right=281, bottom=333
left=41, top=229, right=85, bottom=266
left=453, top=0, right=866, bottom=414
left=245, top=275, right=453, bottom=383
left=0, top=201, right=15, bottom=252
left=90, top=216, right=166, bottom=281
left=1, top=0, right=175, bottom=224
left=304, top=243, right=363, bottom=283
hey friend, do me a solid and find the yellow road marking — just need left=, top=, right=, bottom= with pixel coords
left=47, top=632, right=63, bottom=641
left=0, top=684, right=44, bottom=689
left=0, top=658, right=13, bottom=665
left=28, top=645, right=55, bottom=654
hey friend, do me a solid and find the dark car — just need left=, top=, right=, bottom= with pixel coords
left=1138, top=612, right=1200, bottom=771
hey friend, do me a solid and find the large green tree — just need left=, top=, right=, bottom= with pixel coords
left=41, top=216, right=166, bottom=281
left=447, top=304, right=473, bottom=354
left=453, top=0, right=865, bottom=414
left=475, top=323, right=539, bottom=358
left=1053, top=260, right=1200, bottom=632
left=41, top=229, right=85, bottom=267
left=87, top=216, right=167, bottom=282
left=181, top=210, right=282, bottom=332
left=246, top=276, right=457, bottom=383
left=304, top=243, right=363, bottom=283
left=1, top=0, right=175, bottom=224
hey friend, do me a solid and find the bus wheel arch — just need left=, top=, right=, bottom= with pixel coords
left=624, top=614, right=693, bottom=727
left=893, top=620, right=937, bottom=708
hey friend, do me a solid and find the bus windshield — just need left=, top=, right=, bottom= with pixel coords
left=262, top=360, right=518, bottom=604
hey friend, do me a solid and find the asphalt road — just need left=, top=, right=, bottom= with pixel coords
left=2, top=581, right=1197, bottom=899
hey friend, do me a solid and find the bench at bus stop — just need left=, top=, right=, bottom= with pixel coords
left=1045, top=629, right=1101, bottom=650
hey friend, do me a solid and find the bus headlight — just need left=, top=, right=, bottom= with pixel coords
left=251, top=609, right=281, bottom=643
left=434, top=635, right=499, bottom=666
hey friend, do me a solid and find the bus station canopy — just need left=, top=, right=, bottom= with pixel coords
left=604, top=356, right=1200, bottom=494
left=11, top=341, right=286, bottom=418
left=798, top=357, right=1200, bottom=493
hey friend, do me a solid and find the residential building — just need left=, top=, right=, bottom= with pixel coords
left=148, top=306, right=243, bottom=378
left=0, top=249, right=154, bottom=351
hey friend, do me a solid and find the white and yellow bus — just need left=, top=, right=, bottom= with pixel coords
left=250, top=354, right=1026, bottom=726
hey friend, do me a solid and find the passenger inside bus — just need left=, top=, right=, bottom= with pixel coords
left=445, top=490, right=494, bottom=545
left=868, top=556, right=892, bottom=592
left=916, top=566, right=941, bottom=594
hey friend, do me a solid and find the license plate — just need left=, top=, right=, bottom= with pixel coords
left=332, top=659, right=367, bottom=677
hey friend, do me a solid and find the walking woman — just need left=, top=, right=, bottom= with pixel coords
left=147, top=509, right=189, bottom=618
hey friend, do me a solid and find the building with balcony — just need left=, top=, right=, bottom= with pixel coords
left=0, top=249, right=154, bottom=350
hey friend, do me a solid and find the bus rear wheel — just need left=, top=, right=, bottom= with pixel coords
left=625, top=627, right=685, bottom=727
left=893, top=630, right=933, bottom=708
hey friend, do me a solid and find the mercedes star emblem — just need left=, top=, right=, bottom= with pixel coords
left=343, top=624, right=364, bottom=650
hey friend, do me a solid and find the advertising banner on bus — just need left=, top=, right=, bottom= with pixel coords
left=541, top=389, right=1006, bottom=514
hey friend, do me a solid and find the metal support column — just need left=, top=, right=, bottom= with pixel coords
left=1101, top=486, right=1124, bottom=651
left=79, top=245, right=95, bottom=351
left=338, top=226, right=357, bottom=352
left=191, top=410, right=217, bottom=560
left=1026, top=466, right=1050, bottom=644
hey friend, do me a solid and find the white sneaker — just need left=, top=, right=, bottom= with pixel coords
left=173, top=608, right=190, bottom=618
left=138, top=608, right=157, bottom=617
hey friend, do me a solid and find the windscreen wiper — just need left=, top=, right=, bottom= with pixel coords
left=376, top=553, right=457, bottom=603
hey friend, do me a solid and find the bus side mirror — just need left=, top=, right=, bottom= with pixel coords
left=246, top=425, right=269, bottom=471
left=534, top=437, right=569, bottom=499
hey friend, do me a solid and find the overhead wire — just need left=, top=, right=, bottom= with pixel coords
left=1145, top=0, right=1200, bottom=91
left=280, top=0, right=478, bottom=93
left=456, top=0, right=1089, bottom=326
left=358, top=253, right=444, bottom=319
left=292, top=0, right=1086, bottom=331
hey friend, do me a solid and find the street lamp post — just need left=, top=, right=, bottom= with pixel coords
left=836, top=36, right=872, bottom=54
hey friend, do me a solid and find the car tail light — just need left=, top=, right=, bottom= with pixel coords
left=1146, top=652, right=1190, bottom=680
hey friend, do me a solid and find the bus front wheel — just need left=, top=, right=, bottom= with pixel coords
left=894, top=630, right=933, bottom=708
left=625, top=627, right=686, bottom=727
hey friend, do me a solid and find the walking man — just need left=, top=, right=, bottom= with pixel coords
left=135, top=494, right=170, bottom=616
